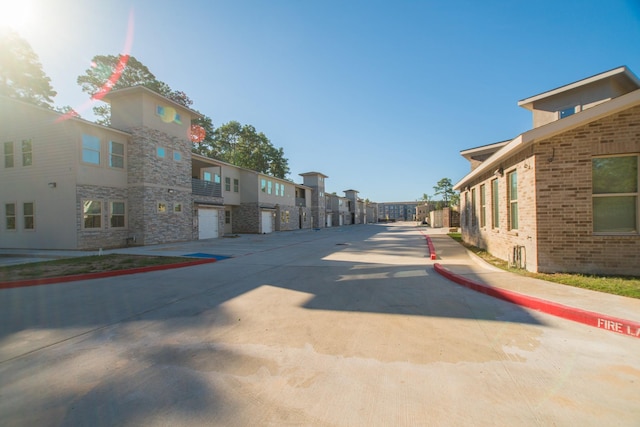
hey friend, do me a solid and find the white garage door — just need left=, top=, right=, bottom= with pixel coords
left=261, top=211, right=273, bottom=234
left=199, top=208, right=219, bottom=239
left=326, top=215, right=332, bottom=227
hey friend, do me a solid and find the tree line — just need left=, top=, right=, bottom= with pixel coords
left=0, top=30, right=290, bottom=179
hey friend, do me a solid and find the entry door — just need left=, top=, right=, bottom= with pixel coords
left=261, top=211, right=273, bottom=234
left=198, top=208, right=219, bottom=239
left=326, top=215, right=332, bottom=227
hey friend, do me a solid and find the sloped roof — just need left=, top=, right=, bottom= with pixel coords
left=454, top=88, right=640, bottom=190
left=517, top=66, right=640, bottom=111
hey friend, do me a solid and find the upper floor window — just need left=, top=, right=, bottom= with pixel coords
left=173, top=151, right=181, bottom=161
left=109, top=141, right=124, bottom=168
left=261, top=178, right=267, bottom=192
left=234, top=178, right=239, bottom=192
left=204, top=171, right=212, bottom=182
left=508, top=171, right=518, bottom=230
left=592, top=155, right=638, bottom=233
left=157, top=147, right=166, bottom=158
left=559, top=106, right=577, bottom=119
left=225, top=177, right=231, bottom=192
left=22, top=139, right=32, bottom=166
left=82, top=135, right=101, bottom=165
left=275, top=183, right=280, bottom=196
left=267, top=181, right=273, bottom=194
left=3, top=141, right=13, bottom=168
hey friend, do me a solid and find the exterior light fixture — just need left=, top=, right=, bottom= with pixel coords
left=168, top=189, right=175, bottom=194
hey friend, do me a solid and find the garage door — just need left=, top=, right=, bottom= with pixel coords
left=198, top=208, right=219, bottom=239
left=261, top=211, right=273, bottom=234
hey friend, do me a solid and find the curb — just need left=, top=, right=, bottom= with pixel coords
left=0, top=258, right=218, bottom=290
left=434, top=263, right=640, bottom=339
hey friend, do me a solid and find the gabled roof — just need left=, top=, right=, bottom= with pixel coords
left=454, top=88, right=640, bottom=190
left=517, top=66, right=640, bottom=111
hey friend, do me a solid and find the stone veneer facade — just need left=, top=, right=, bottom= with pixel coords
left=126, top=126, right=194, bottom=245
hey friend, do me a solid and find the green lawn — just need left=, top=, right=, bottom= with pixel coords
left=447, top=233, right=640, bottom=299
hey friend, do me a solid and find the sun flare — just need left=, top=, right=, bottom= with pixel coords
left=0, top=0, right=34, bottom=32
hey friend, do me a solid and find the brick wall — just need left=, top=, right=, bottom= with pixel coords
left=461, top=105, right=640, bottom=275
left=77, top=185, right=130, bottom=249
left=534, top=105, right=640, bottom=275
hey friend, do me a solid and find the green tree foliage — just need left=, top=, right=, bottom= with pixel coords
left=0, top=30, right=57, bottom=107
left=77, top=54, right=195, bottom=124
left=198, top=121, right=290, bottom=179
left=433, top=178, right=459, bottom=207
left=77, top=54, right=290, bottom=179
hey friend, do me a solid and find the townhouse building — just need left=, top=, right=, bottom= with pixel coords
left=455, top=66, right=640, bottom=275
left=0, top=87, right=325, bottom=250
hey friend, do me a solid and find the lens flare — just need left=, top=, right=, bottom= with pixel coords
left=190, top=124, right=206, bottom=143
left=56, top=9, right=135, bottom=122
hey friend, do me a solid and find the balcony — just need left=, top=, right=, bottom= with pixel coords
left=192, top=178, right=222, bottom=198
left=295, top=197, right=307, bottom=207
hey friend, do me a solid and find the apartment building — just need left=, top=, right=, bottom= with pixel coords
left=455, top=66, right=640, bottom=275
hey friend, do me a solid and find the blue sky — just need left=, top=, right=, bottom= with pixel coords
left=4, top=0, right=640, bottom=202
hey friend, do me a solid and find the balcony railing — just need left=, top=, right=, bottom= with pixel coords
left=192, top=178, right=222, bottom=198
left=295, top=197, right=307, bottom=207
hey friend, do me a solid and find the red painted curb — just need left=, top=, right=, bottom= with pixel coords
left=0, top=258, right=217, bottom=290
left=425, top=236, right=437, bottom=260
left=434, top=263, right=640, bottom=338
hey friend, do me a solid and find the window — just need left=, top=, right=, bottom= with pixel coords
left=280, top=184, right=285, bottom=196
left=22, top=139, right=32, bottom=166
left=491, top=179, right=499, bottom=229
left=23, top=202, right=34, bottom=229
left=234, top=178, right=239, bottom=192
left=464, top=192, right=469, bottom=227
left=110, top=201, right=125, bottom=228
left=83, top=200, right=102, bottom=229
left=173, top=151, right=181, bottom=161
left=471, top=188, right=476, bottom=227
left=109, top=141, right=124, bottom=168
left=214, top=173, right=221, bottom=184
left=275, top=183, right=280, bottom=196
left=157, top=202, right=167, bottom=213
left=5, top=203, right=15, bottom=230
left=4, top=141, right=14, bottom=168
left=157, top=147, right=165, bottom=158
left=261, top=179, right=267, bottom=192
left=592, top=155, right=638, bottom=233
left=174, top=203, right=182, bottom=213
left=480, top=184, right=486, bottom=227
left=559, top=106, right=577, bottom=119
left=225, top=210, right=231, bottom=224
left=225, top=177, right=231, bottom=192
left=82, top=135, right=101, bottom=165
left=267, top=181, right=272, bottom=194
left=203, top=171, right=212, bottom=182
left=508, top=171, right=518, bottom=230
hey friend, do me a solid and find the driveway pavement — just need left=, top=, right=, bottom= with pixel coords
left=1, top=223, right=639, bottom=426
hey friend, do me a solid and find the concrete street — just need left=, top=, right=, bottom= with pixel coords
left=1, top=223, right=639, bottom=426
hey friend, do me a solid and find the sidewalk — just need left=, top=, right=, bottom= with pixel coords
left=423, top=228, right=640, bottom=338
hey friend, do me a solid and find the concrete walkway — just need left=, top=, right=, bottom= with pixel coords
left=421, top=227, right=640, bottom=338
